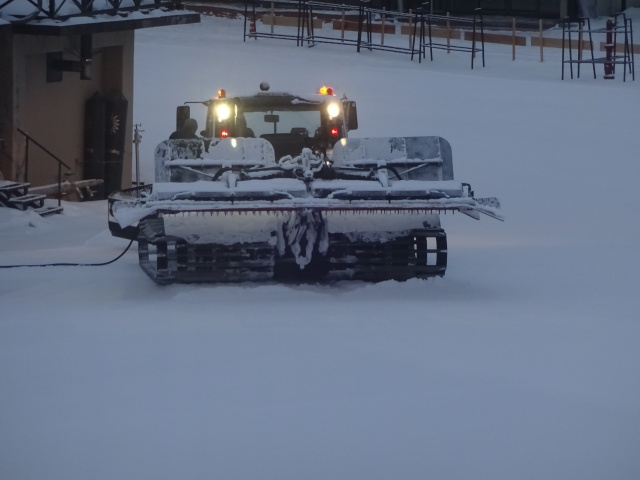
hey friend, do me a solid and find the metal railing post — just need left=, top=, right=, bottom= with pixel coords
left=24, top=136, right=30, bottom=183
left=17, top=128, right=72, bottom=206
left=58, top=163, right=62, bottom=206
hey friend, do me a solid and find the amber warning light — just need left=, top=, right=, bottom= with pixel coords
left=217, top=89, right=226, bottom=99
left=318, top=85, right=334, bottom=96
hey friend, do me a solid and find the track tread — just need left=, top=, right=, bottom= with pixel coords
left=137, top=217, right=447, bottom=284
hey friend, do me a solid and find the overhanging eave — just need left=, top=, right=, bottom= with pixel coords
left=11, top=10, right=200, bottom=36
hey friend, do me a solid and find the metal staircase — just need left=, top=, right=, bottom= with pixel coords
left=1, top=129, right=106, bottom=216
left=0, top=128, right=74, bottom=217
left=0, top=180, right=63, bottom=216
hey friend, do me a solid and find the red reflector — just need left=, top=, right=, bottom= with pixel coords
left=330, top=127, right=340, bottom=137
left=220, top=129, right=230, bottom=138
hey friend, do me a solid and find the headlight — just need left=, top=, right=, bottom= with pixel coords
left=216, top=103, right=231, bottom=122
left=327, top=102, right=340, bottom=119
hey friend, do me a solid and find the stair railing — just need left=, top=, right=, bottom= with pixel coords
left=17, top=128, right=71, bottom=207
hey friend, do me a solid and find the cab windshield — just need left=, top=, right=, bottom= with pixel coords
left=243, top=109, right=322, bottom=139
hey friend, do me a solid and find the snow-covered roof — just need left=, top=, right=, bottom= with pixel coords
left=2, top=0, right=156, bottom=18
left=0, top=0, right=200, bottom=34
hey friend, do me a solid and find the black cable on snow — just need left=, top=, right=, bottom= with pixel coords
left=0, top=238, right=135, bottom=269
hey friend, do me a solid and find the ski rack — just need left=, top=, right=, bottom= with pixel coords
left=354, top=4, right=418, bottom=56
left=301, top=0, right=417, bottom=57
left=561, top=13, right=635, bottom=81
left=412, top=4, right=485, bottom=69
left=243, top=0, right=485, bottom=67
left=243, top=0, right=310, bottom=45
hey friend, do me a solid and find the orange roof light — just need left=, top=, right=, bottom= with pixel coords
left=217, top=89, right=226, bottom=99
left=318, top=85, right=335, bottom=96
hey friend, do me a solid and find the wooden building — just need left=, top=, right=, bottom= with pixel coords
left=0, top=1, right=199, bottom=193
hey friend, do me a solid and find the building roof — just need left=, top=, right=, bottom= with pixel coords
left=1, top=1, right=200, bottom=35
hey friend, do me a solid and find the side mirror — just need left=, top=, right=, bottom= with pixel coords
left=342, top=100, right=358, bottom=131
left=176, top=105, right=190, bottom=130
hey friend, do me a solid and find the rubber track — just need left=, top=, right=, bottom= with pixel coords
left=137, top=218, right=447, bottom=284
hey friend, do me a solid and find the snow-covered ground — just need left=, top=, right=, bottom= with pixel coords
left=2, top=11, right=640, bottom=480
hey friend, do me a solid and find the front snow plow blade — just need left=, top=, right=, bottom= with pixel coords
left=110, top=136, right=501, bottom=284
